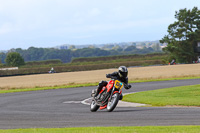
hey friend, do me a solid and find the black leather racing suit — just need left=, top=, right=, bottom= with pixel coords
left=106, top=72, right=128, bottom=85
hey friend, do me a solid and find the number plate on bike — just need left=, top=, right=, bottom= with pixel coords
left=115, top=80, right=123, bottom=90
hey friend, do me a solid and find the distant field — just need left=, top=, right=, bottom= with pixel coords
left=0, top=64, right=200, bottom=89
left=0, top=53, right=167, bottom=77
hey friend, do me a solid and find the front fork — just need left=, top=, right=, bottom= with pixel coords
left=109, top=87, right=121, bottom=102
left=91, top=89, right=96, bottom=97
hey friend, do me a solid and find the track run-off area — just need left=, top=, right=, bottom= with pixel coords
left=0, top=79, right=199, bottom=129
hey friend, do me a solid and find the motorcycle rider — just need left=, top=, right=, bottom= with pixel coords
left=94, top=66, right=131, bottom=100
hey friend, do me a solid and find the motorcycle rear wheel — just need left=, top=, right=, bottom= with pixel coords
left=90, top=100, right=100, bottom=112
left=107, top=93, right=120, bottom=112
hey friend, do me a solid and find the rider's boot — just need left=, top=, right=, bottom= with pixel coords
left=94, top=85, right=101, bottom=98
left=94, top=81, right=107, bottom=98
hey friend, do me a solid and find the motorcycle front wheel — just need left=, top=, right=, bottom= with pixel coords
left=90, top=100, right=100, bottom=112
left=107, top=93, right=120, bottom=112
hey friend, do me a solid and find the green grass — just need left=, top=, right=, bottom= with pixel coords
left=0, top=126, right=200, bottom=133
left=0, top=83, right=98, bottom=94
left=129, top=76, right=200, bottom=83
left=123, top=84, right=200, bottom=106
left=0, top=76, right=200, bottom=94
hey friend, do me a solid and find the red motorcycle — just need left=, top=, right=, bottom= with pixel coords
left=90, top=79, right=124, bottom=112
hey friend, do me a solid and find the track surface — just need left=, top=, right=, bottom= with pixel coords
left=0, top=79, right=200, bottom=129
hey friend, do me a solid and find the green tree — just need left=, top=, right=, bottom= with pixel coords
left=160, top=7, right=200, bottom=63
left=5, top=52, right=25, bottom=67
left=0, top=52, right=6, bottom=63
left=112, top=45, right=123, bottom=52
left=124, top=45, right=137, bottom=52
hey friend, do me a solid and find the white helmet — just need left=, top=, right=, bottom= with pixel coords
left=118, top=66, right=128, bottom=78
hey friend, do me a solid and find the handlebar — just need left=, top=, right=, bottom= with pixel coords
left=106, top=74, right=131, bottom=89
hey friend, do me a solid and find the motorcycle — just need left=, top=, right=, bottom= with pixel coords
left=90, top=78, right=125, bottom=112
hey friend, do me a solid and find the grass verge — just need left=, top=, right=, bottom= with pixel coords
left=0, top=76, right=200, bottom=94
left=1, top=126, right=200, bottom=133
left=0, top=83, right=98, bottom=94
left=123, top=84, right=200, bottom=106
left=129, top=76, right=200, bottom=83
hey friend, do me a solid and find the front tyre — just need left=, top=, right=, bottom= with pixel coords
left=107, top=93, right=120, bottom=112
left=90, top=100, right=100, bottom=112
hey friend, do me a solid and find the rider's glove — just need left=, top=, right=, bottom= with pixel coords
left=125, top=84, right=132, bottom=90
left=106, top=74, right=111, bottom=78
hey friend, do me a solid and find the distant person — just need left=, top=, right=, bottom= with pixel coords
left=49, top=67, right=55, bottom=73
left=170, top=59, right=175, bottom=65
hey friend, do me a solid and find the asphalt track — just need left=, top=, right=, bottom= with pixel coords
left=0, top=79, right=200, bottom=129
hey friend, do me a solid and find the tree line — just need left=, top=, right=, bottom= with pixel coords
left=0, top=45, right=160, bottom=66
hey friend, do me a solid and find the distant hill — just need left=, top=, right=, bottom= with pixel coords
left=55, top=40, right=166, bottom=50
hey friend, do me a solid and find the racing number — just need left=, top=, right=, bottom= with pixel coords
left=115, top=81, right=122, bottom=89
left=116, top=82, right=121, bottom=87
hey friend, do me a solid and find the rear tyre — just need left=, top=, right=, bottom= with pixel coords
left=90, top=100, right=100, bottom=112
left=107, top=93, right=120, bottom=112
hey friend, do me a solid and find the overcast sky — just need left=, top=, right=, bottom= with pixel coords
left=0, top=0, right=199, bottom=50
